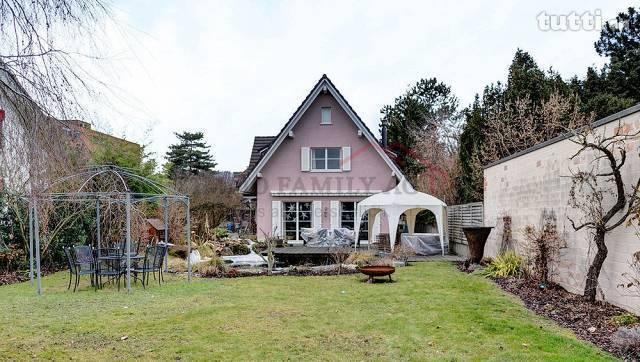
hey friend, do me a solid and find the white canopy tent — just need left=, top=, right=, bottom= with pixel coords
left=354, top=178, right=448, bottom=255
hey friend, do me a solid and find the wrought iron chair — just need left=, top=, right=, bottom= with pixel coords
left=114, top=240, right=140, bottom=256
left=97, top=254, right=122, bottom=291
left=72, top=245, right=97, bottom=292
left=63, top=247, right=75, bottom=290
left=132, top=244, right=167, bottom=288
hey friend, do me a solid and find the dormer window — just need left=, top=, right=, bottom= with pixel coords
left=321, top=107, right=332, bottom=125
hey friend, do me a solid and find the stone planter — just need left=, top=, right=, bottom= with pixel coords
left=462, top=227, right=493, bottom=263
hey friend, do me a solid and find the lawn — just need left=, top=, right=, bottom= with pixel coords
left=0, top=262, right=612, bottom=361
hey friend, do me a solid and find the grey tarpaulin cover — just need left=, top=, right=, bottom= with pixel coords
left=301, top=228, right=355, bottom=247
left=400, top=233, right=443, bottom=256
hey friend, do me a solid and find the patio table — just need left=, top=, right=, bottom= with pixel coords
left=97, top=254, right=144, bottom=289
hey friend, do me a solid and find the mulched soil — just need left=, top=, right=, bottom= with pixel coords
left=0, top=268, right=59, bottom=286
left=0, top=271, right=29, bottom=286
left=454, top=259, right=639, bottom=360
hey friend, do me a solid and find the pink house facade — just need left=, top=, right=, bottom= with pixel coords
left=238, top=75, right=405, bottom=242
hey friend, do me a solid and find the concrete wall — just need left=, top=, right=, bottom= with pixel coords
left=484, top=108, right=640, bottom=313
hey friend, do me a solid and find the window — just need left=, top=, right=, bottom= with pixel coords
left=340, top=201, right=368, bottom=242
left=311, top=147, right=340, bottom=171
left=321, top=107, right=332, bottom=124
left=283, top=201, right=312, bottom=242
left=340, top=202, right=355, bottom=229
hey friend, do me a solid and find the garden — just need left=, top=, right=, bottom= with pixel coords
left=0, top=262, right=613, bottom=360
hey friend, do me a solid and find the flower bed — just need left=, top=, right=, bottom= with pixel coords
left=459, top=261, right=640, bottom=360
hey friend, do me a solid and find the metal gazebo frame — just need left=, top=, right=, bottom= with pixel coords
left=25, top=165, right=192, bottom=295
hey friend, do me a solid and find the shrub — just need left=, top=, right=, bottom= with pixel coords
left=371, top=257, right=395, bottom=267
left=393, top=244, right=416, bottom=266
left=252, top=241, right=267, bottom=253
left=225, top=267, right=239, bottom=278
left=196, top=256, right=227, bottom=278
left=198, top=242, right=217, bottom=258
left=167, top=257, right=187, bottom=273
left=329, top=248, right=351, bottom=275
left=231, top=243, right=250, bottom=255
left=345, top=251, right=377, bottom=267
left=478, top=251, right=523, bottom=278
left=523, top=209, right=561, bottom=285
left=213, top=227, right=228, bottom=240
left=240, top=233, right=257, bottom=241
left=612, top=313, right=640, bottom=327
left=169, top=245, right=189, bottom=259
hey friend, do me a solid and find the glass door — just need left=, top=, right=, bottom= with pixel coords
left=283, top=201, right=312, bottom=242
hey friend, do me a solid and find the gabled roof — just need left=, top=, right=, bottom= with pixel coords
left=239, top=74, right=406, bottom=194
left=248, top=136, right=276, bottom=173
left=236, top=136, right=276, bottom=187
left=146, top=218, right=166, bottom=231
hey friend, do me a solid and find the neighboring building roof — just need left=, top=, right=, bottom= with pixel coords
left=147, top=218, right=166, bottom=231
left=238, top=74, right=407, bottom=194
left=62, top=119, right=141, bottom=156
left=484, top=103, right=640, bottom=169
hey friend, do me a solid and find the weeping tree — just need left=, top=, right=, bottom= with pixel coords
left=567, top=122, right=640, bottom=302
left=0, top=1, right=112, bottom=270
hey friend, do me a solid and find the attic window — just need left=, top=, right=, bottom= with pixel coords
left=321, top=107, right=332, bottom=125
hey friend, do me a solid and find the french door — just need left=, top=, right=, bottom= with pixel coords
left=283, top=201, right=312, bottom=242
left=340, top=201, right=368, bottom=242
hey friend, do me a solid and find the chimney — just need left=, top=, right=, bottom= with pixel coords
left=381, top=124, right=388, bottom=148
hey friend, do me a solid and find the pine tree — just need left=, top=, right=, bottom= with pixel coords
left=595, top=7, right=640, bottom=102
left=165, top=132, right=217, bottom=179
left=379, top=78, right=460, bottom=179
left=456, top=49, right=574, bottom=202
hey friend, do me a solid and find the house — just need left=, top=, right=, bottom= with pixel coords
left=0, top=64, right=141, bottom=193
left=63, top=119, right=141, bottom=161
left=238, top=75, right=406, bottom=242
left=0, top=65, right=52, bottom=192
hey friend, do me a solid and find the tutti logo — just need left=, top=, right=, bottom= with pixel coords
left=536, top=9, right=626, bottom=32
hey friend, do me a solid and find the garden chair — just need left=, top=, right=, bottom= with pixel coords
left=72, top=245, right=97, bottom=292
left=63, top=247, right=75, bottom=290
left=97, top=254, right=123, bottom=291
left=132, top=244, right=168, bottom=288
left=115, top=240, right=140, bottom=256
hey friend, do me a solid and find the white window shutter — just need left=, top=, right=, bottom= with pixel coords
left=312, top=200, right=322, bottom=229
left=342, top=146, right=351, bottom=171
left=271, top=200, right=282, bottom=237
left=330, top=200, right=340, bottom=229
left=301, top=147, right=310, bottom=171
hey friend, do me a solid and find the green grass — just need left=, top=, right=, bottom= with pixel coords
left=0, top=262, right=612, bottom=361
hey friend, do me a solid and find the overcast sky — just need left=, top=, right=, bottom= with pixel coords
left=97, top=0, right=630, bottom=172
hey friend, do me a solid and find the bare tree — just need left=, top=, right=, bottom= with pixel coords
left=258, top=227, right=278, bottom=275
left=482, top=92, right=582, bottom=163
left=0, top=0, right=113, bottom=258
left=0, top=0, right=110, bottom=119
left=329, top=247, right=350, bottom=275
left=567, top=121, right=640, bottom=302
left=176, top=172, right=241, bottom=234
left=411, top=129, right=460, bottom=204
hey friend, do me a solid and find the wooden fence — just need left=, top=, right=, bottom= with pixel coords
left=447, top=202, right=483, bottom=248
